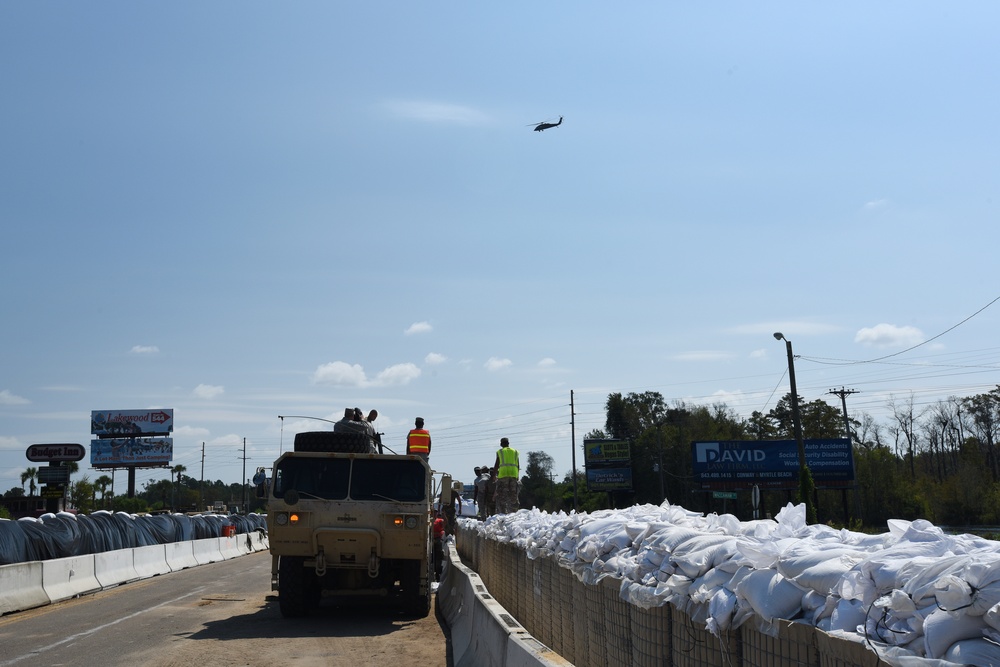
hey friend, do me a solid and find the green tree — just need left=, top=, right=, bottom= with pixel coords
left=69, top=476, right=95, bottom=513
left=95, top=475, right=113, bottom=509
left=20, top=467, right=38, bottom=496
left=520, top=451, right=556, bottom=511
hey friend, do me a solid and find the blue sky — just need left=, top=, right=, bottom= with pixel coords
left=2, top=3, right=998, bottom=499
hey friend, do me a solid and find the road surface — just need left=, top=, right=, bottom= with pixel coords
left=0, top=551, right=451, bottom=667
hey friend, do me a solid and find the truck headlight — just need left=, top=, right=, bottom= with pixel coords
left=405, top=516, right=418, bottom=529
left=275, top=512, right=289, bottom=526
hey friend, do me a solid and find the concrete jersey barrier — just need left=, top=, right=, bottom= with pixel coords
left=41, top=554, right=102, bottom=604
left=0, top=561, right=49, bottom=615
left=94, top=548, right=141, bottom=588
left=437, top=542, right=571, bottom=667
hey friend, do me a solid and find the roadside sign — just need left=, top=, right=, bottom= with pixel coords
left=26, top=443, right=86, bottom=462
left=40, top=485, right=64, bottom=499
left=91, top=409, right=173, bottom=436
left=712, top=491, right=738, bottom=500
left=37, top=466, right=71, bottom=485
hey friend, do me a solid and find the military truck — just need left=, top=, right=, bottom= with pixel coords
left=264, top=429, right=433, bottom=617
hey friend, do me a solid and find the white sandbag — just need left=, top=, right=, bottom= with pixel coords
left=734, top=568, right=804, bottom=625
left=670, top=534, right=737, bottom=579
left=943, top=638, right=1000, bottom=666
left=688, top=567, right=735, bottom=604
left=923, top=607, right=989, bottom=659
left=705, top=587, right=737, bottom=635
left=777, top=542, right=866, bottom=595
left=828, top=597, right=867, bottom=633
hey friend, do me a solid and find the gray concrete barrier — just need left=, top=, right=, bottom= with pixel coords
left=94, top=548, right=140, bottom=588
left=438, top=542, right=571, bottom=667
left=165, top=540, right=199, bottom=571
left=191, top=537, right=225, bottom=565
left=41, top=554, right=101, bottom=603
left=132, top=544, right=171, bottom=578
left=0, top=561, right=49, bottom=615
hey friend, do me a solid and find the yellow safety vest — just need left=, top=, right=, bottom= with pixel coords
left=496, top=447, right=519, bottom=478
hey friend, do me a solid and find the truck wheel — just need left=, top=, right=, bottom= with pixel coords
left=294, top=431, right=373, bottom=453
left=408, top=591, right=431, bottom=618
left=278, top=556, right=311, bottom=618
left=401, top=561, right=431, bottom=617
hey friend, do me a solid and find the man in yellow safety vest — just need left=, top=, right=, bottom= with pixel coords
left=493, top=437, right=520, bottom=514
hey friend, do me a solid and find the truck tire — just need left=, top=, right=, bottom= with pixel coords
left=278, top=556, right=312, bottom=618
left=401, top=560, right=431, bottom=618
left=294, top=431, right=372, bottom=453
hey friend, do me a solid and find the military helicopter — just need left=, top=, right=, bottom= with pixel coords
left=530, top=116, right=563, bottom=132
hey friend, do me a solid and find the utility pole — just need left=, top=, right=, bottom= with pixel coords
left=241, top=437, right=247, bottom=514
left=570, top=391, right=578, bottom=512
left=828, top=387, right=859, bottom=443
left=828, top=386, right=860, bottom=524
left=199, top=442, right=205, bottom=512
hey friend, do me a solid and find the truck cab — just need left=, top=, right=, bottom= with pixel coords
left=265, top=430, right=433, bottom=617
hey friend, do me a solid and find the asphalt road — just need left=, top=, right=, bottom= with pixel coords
left=0, top=551, right=452, bottom=667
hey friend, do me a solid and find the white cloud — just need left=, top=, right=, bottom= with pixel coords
left=405, top=321, right=433, bottom=336
left=749, top=348, right=768, bottom=359
left=855, top=323, right=924, bottom=348
left=193, top=384, right=225, bottom=399
left=863, top=198, right=889, bottom=210
left=0, top=390, right=29, bottom=405
left=313, top=361, right=369, bottom=386
left=425, top=352, right=447, bottom=365
left=384, top=100, right=490, bottom=125
left=130, top=345, right=159, bottom=354
left=312, top=361, right=421, bottom=387
left=537, top=358, right=556, bottom=367
left=485, top=357, right=512, bottom=372
left=375, top=363, right=422, bottom=386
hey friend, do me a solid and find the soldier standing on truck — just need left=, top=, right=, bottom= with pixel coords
left=494, top=437, right=520, bottom=514
left=406, top=417, right=431, bottom=459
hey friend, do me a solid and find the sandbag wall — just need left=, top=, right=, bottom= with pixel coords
left=456, top=524, right=874, bottom=667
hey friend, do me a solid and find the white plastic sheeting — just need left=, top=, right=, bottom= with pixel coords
left=464, top=502, right=1000, bottom=666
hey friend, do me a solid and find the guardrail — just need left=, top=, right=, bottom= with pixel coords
left=0, top=531, right=269, bottom=616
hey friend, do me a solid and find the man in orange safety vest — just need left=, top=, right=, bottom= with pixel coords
left=406, top=417, right=431, bottom=459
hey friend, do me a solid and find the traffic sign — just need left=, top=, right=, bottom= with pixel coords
left=712, top=491, right=738, bottom=500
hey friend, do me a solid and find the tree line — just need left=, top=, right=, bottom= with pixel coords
left=3, top=462, right=264, bottom=516
left=517, top=387, right=1000, bottom=529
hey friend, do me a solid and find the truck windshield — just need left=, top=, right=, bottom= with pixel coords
left=350, top=459, right=426, bottom=502
left=273, top=457, right=426, bottom=502
left=274, top=458, right=351, bottom=500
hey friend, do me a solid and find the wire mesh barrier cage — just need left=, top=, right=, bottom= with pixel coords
left=455, top=523, right=897, bottom=667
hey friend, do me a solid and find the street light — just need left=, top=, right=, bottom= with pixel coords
left=773, top=332, right=814, bottom=522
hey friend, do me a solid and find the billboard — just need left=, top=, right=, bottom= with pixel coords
left=91, top=437, right=173, bottom=467
left=91, top=410, right=173, bottom=436
left=691, top=439, right=854, bottom=488
left=584, top=439, right=633, bottom=492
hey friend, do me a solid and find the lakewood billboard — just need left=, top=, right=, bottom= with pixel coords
left=691, top=439, right=854, bottom=488
left=91, top=409, right=173, bottom=436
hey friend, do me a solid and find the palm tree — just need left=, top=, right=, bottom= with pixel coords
left=95, top=475, right=113, bottom=509
left=171, top=465, right=187, bottom=511
left=20, top=467, right=38, bottom=496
